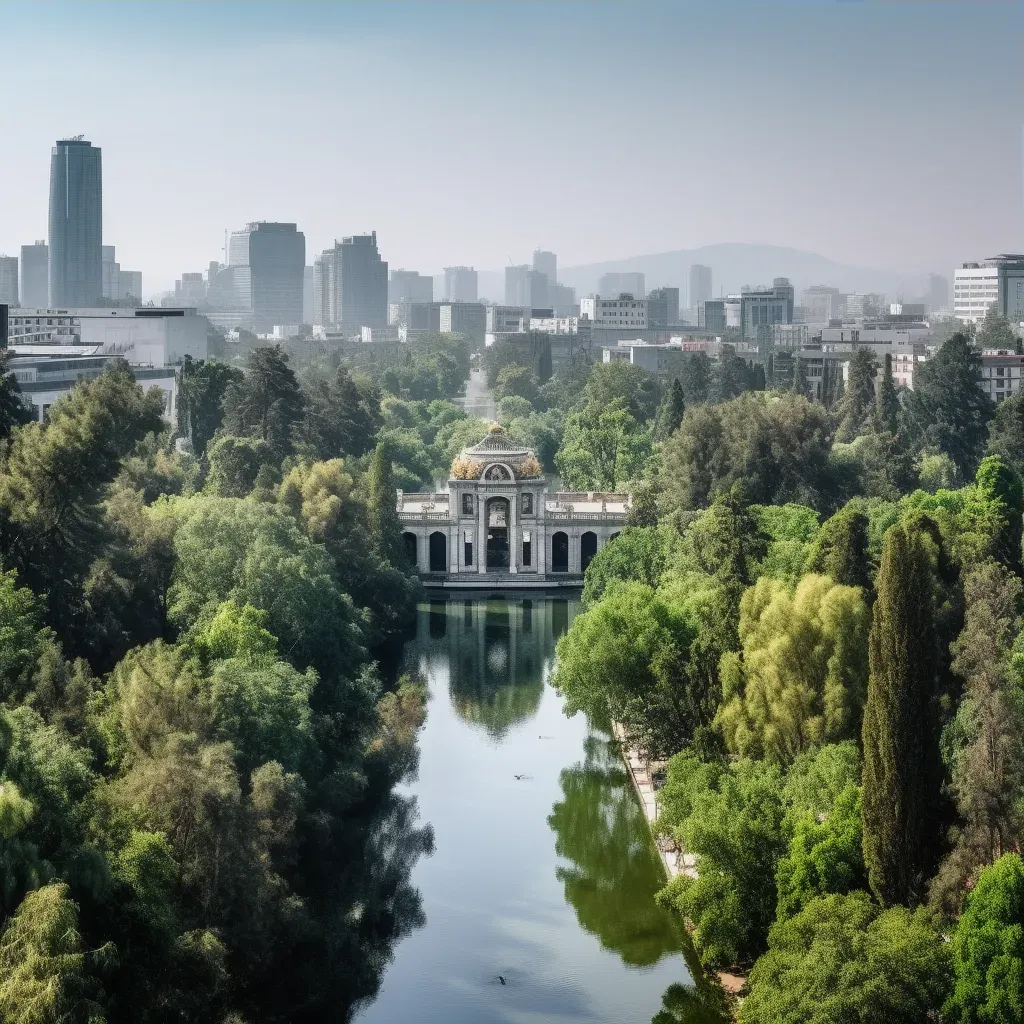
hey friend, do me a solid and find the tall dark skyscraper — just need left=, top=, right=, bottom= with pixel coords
left=49, top=138, right=102, bottom=306
left=20, top=242, right=49, bottom=307
left=314, top=232, right=388, bottom=331
left=228, top=222, right=306, bottom=327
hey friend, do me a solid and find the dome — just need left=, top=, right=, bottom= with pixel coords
left=451, top=425, right=543, bottom=480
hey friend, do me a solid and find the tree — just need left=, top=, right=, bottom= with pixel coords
left=988, top=391, right=1024, bottom=478
left=367, top=438, right=405, bottom=567
left=717, top=574, right=870, bottom=763
left=740, top=892, right=951, bottom=1024
left=711, top=355, right=757, bottom=403
left=204, top=434, right=275, bottom=497
left=655, top=378, right=686, bottom=439
left=875, top=353, right=900, bottom=433
left=657, top=755, right=787, bottom=966
left=178, top=357, right=243, bottom=456
left=582, top=361, right=661, bottom=422
left=0, top=351, right=32, bottom=441
left=836, top=348, right=877, bottom=441
left=973, top=455, right=1023, bottom=574
left=294, top=365, right=383, bottom=461
left=678, top=352, right=712, bottom=405
left=976, top=308, right=1019, bottom=353
left=807, top=504, right=873, bottom=590
left=931, top=561, right=1024, bottom=914
left=946, top=853, right=1024, bottom=1024
left=581, top=527, right=666, bottom=606
left=556, top=400, right=652, bottom=491
left=861, top=518, right=940, bottom=906
left=790, top=357, right=810, bottom=400
left=492, top=363, right=540, bottom=406
left=0, top=883, right=108, bottom=1024
left=911, top=333, right=993, bottom=478
left=221, top=345, right=305, bottom=457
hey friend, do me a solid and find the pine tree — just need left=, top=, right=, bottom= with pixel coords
left=367, top=438, right=404, bottom=566
left=837, top=348, right=877, bottom=441
left=791, top=357, right=810, bottom=399
left=656, top=378, right=686, bottom=439
left=876, top=353, right=900, bottom=433
left=861, top=519, right=939, bottom=906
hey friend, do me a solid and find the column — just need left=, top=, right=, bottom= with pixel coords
left=569, top=527, right=582, bottom=574
left=509, top=491, right=518, bottom=574
left=478, top=492, right=487, bottom=574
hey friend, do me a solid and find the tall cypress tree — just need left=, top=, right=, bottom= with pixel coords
left=656, top=378, right=686, bottom=439
left=861, top=520, right=938, bottom=905
left=367, top=438, right=404, bottom=566
left=808, top=505, right=872, bottom=592
left=876, top=353, right=900, bottom=433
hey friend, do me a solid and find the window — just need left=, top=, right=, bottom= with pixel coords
left=522, top=530, right=532, bottom=566
left=464, top=529, right=473, bottom=566
left=462, top=493, right=474, bottom=515
left=521, top=492, right=533, bottom=515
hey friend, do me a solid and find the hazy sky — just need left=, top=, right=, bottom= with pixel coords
left=2, top=0, right=1022, bottom=295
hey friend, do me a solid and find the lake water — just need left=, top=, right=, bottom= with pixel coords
left=356, top=594, right=705, bottom=1024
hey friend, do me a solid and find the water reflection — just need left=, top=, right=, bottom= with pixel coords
left=548, top=734, right=686, bottom=967
left=418, top=596, right=571, bottom=739
left=651, top=982, right=731, bottom=1024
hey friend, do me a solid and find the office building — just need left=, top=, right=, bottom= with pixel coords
left=6, top=306, right=206, bottom=366
left=175, top=273, right=207, bottom=305
left=647, top=287, right=680, bottom=328
left=505, top=265, right=549, bottom=307
left=532, top=250, right=557, bottom=286
left=953, top=264, right=999, bottom=324
left=444, top=266, right=478, bottom=302
left=1, top=303, right=8, bottom=348
left=439, top=302, right=486, bottom=344
left=486, top=305, right=531, bottom=333
left=227, top=222, right=305, bottom=328
left=315, top=232, right=388, bottom=333
left=580, top=294, right=647, bottom=329
left=389, top=269, right=433, bottom=304
left=739, top=278, right=794, bottom=341
left=119, top=271, right=142, bottom=302
left=800, top=285, right=841, bottom=324
left=979, top=350, right=1024, bottom=403
left=548, top=282, right=576, bottom=317
left=302, top=266, right=313, bottom=324
left=928, top=273, right=949, bottom=313
left=698, top=299, right=726, bottom=333
left=49, top=138, right=103, bottom=307
left=0, top=257, right=18, bottom=305
left=102, top=245, right=120, bottom=300
left=688, top=265, right=712, bottom=308
left=844, top=293, right=885, bottom=319
left=988, top=254, right=1024, bottom=323
left=388, top=301, right=441, bottom=332
left=20, top=242, right=48, bottom=307
left=598, top=272, right=645, bottom=298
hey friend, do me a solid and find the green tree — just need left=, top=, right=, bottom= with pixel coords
left=678, top=352, right=713, bottom=405
left=911, top=333, right=993, bottom=478
left=178, top=357, right=243, bottom=457
left=204, top=434, right=275, bottom=497
left=946, top=853, right=1024, bottom=1024
left=836, top=348, right=877, bottom=441
left=875, top=353, right=900, bottom=433
left=0, top=351, right=32, bottom=441
left=740, top=892, right=951, bottom=1024
left=0, top=883, right=108, bottom=1024
left=367, top=438, right=406, bottom=567
left=581, top=527, right=666, bottom=606
left=861, top=518, right=940, bottom=906
left=987, top=390, right=1024, bottom=478
left=974, top=454, right=1023, bottom=573
left=556, top=400, right=652, bottom=490
left=492, top=363, right=540, bottom=406
left=976, top=308, right=1019, bottom=352
left=221, top=345, right=305, bottom=457
left=807, top=504, right=873, bottom=590
left=790, top=357, right=809, bottom=400
left=582, top=361, right=661, bottom=422
left=931, top=561, right=1024, bottom=914
left=294, top=365, right=383, bottom=460
left=655, top=378, right=686, bottom=439
left=717, top=574, right=870, bottom=763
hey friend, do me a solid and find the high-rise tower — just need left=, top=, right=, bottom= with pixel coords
left=49, top=138, right=102, bottom=306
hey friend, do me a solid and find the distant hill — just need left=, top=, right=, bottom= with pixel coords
left=470, top=243, right=927, bottom=308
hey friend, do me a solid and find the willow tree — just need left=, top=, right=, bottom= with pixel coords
left=861, top=518, right=939, bottom=905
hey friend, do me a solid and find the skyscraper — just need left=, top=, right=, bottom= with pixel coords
left=316, top=232, right=388, bottom=331
left=49, top=138, right=102, bottom=306
left=227, top=222, right=306, bottom=327
left=444, top=266, right=477, bottom=302
left=688, top=264, right=712, bottom=308
left=20, top=242, right=49, bottom=307
left=0, top=257, right=18, bottom=305
left=533, top=249, right=557, bottom=286
left=102, top=245, right=120, bottom=300
left=389, top=269, right=433, bottom=304
left=598, top=272, right=645, bottom=298
left=928, top=273, right=949, bottom=313
left=646, top=287, right=680, bottom=327
left=506, top=265, right=549, bottom=307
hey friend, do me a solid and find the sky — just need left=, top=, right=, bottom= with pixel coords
left=2, top=0, right=1022, bottom=296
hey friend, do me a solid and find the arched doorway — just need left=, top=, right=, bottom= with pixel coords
left=552, top=531, right=569, bottom=572
left=402, top=532, right=418, bottom=566
left=429, top=531, right=447, bottom=573
left=581, top=531, right=598, bottom=571
left=486, top=497, right=510, bottom=570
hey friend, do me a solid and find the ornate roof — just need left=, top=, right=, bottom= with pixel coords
left=451, top=425, right=543, bottom=480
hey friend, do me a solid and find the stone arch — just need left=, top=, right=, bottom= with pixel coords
left=429, top=531, right=447, bottom=573
left=482, top=462, right=513, bottom=481
left=402, top=532, right=418, bottom=566
left=581, top=531, right=598, bottom=571
left=551, top=531, right=569, bottom=573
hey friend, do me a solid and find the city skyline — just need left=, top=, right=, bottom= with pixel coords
left=1, top=1, right=1023, bottom=296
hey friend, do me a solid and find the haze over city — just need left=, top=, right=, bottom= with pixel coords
left=3, top=0, right=1023, bottom=297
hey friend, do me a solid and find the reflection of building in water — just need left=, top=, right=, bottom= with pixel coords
left=399, top=425, right=629, bottom=586
left=415, top=596, right=578, bottom=738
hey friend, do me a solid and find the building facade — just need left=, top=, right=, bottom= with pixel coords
left=0, top=257, right=17, bottom=305
left=20, top=242, right=48, bottom=307
left=315, top=232, right=388, bottom=333
left=598, top=272, right=645, bottom=298
left=532, top=249, right=557, bottom=286
left=698, top=299, right=726, bottom=333
left=228, top=222, right=306, bottom=328
left=740, top=278, right=794, bottom=341
left=389, top=269, right=433, bottom=304
left=799, top=285, right=841, bottom=324
left=49, top=138, right=103, bottom=307
left=580, top=293, right=647, bottom=329
left=444, top=266, right=478, bottom=302
left=102, top=245, right=119, bottom=300
left=688, top=264, right=712, bottom=308
left=647, top=286, right=680, bottom=327
left=979, top=350, right=1024, bottom=403
left=954, top=264, right=999, bottom=323
left=505, top=265, right=548, bottom=307
left=440, top=301, right=487, bottom=343
left=398, top=425, right=628, bottom=586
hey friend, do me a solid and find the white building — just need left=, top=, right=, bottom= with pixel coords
left=6, top=307, right=207, bottom=366
left=601, top=338, right=689, bottom=374
left=954, top=264, right=1000, bottom=324
left=979, top=351, right=1024, bottom=403
left=580, top=294, right=647, bottom=329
